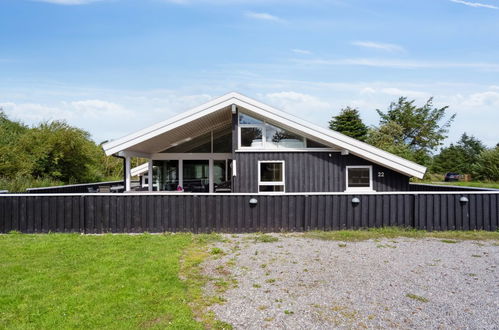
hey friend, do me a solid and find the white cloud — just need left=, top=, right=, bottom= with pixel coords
left=245, top=12, right=283, bottom=22
left=292, top=58, right=499, bottom=71
left=379, top=88, right=430, bottom=99
left=351, top=41, right=405, bottom=52
left=34, top=0, right=101, bottom=4
left=292, top=49, right=312, bottom=55
left=449, top=0, right=498, bottom=9
left=262, top=91, right=331, bottom=117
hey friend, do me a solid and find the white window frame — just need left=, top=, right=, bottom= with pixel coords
left=238, top=112, right=306, bottom=150
left=258, top=160, right=285, bottom=193
left=345, top=165, right=373, bottom=192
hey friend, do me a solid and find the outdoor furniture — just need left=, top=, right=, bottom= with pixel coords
left=98, top=186, right=111, bottom=193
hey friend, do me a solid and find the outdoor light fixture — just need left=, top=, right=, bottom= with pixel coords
left=459, top=196, right=469, bottom=204
left=249, top=198, right=258, bottom=206
left=351, top=197, right=360, bottom=205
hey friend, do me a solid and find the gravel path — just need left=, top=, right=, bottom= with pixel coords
left=203, top=234, right=499, bottom=329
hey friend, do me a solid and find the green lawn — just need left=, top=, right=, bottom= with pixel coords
left=415, top=180, right=499, bottom=189
left=434, top=181, right=499, bottom=189
left=0, top=233, right=205, bottom=329
left=303, top=227, right=499, bottom=241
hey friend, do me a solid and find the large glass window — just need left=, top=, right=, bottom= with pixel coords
left=214, top=159, right=232, bottom=192
left=153, top=160, right=179, bottom=191
left=238, top=112, right=306, bottom=149
left=258, top=161, right=285, bottom=192
left=183, top=160, right=209, bottom=192
left=162, top=126, right=232, bottom=153
left=213, top=129, right=232, bottom=153
left=346, top=166, right=372, bottom=190
left=240, top=127, right=263, bottom=147
left=265, top=124, right=305, bottom=148
left=239, top=113, right=263, bottom=125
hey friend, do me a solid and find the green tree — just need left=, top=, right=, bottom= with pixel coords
left=366, top=121, right=416, bottom=162
left=432, top=133, right=485, bottom=174
left=0, top=112, right=123, bottom=191
left=471, top=147, right=499, bottom=181
left=329, top=107, right=368, bottom=141
left=369, top=97, right=456, bottom=165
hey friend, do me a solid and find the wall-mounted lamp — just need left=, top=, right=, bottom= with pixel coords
left=459, top=196, right=469, bottom=204
left=249, top=198, right=258, bottom=206
left=351, top=197, right=360, bottom=205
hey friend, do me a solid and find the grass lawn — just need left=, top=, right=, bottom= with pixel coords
left=434, top=181, right=499, bottom=189
left=303, top=227, right=499, bottom=241
left=415, top=180, right=499, bottom=189
left=0, top=233, right=216, bottom=329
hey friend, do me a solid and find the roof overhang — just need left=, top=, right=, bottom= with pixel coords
left=102, top=92, right=427, bottom=179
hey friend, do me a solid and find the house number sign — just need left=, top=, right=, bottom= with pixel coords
left=378, top=172, right=385, bottom=178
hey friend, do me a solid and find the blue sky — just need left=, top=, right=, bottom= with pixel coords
left=1, top=0, right=498, bottom=148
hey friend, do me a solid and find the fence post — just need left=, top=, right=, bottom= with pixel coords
left=413, top=194, right=419, bottom=229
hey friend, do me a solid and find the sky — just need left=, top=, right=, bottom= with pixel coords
left=1, top=0, right=498, bottom=149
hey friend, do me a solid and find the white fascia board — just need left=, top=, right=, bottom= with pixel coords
left=131, top=162, right=149, bottom=176
left=102, top=92, right=239, bottom=156
left=231, top=94, right=427, bottom=179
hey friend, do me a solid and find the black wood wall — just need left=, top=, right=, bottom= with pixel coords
left=233, top=152, right=411, bottom=193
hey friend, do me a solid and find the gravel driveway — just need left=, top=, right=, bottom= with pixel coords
left=203, top=234, right=499, bottom=329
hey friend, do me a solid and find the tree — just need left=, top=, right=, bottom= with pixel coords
left=365, top=121, right=417, bottom=162
left=432, top=133, right=485, bottom=174
left=329, top=107, right=368, bottom=141
left=471, top=147, right=499, bottom=181
left=0, top=112, right=123, bottom=191
left=368, top=97, right=455, bottom=165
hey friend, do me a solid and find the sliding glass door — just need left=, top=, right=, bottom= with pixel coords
left=182, top=160, right=209, bottom=192
left=153, top=158, right=231, bottom=192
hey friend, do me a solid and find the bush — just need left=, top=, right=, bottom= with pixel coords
left=472, top=147, right=499, bottom=181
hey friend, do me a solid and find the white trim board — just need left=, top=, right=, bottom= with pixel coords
left=102, top=92, right=427, bottom=179
left=4, top=191, right=498, bottom=197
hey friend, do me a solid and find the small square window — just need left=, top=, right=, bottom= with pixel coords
left=258, top=161, right=285, bottom=192
left=346, top=166, right=372, bottom=190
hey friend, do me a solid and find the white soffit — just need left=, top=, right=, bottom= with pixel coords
left=102, top=92, right=427, bottom=178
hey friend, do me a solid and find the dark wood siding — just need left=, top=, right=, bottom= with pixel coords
left=233, top=152, right=411, bottom=193
left=1, top=193, right=497, bottom=233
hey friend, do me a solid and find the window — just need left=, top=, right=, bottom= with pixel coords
left=346, top=165, right=373, bottom=191
left=162, top=126, right=232, bottom=153
left=153, top=160, right=179, bottom=191
left=238, top=112, right=305, bottom=149
left=240, top=127, right=263, bottom=147
left=258, top=161, right=285, bottom=192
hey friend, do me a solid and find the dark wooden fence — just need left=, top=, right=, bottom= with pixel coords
left=0, top=192, right=497, bottom=233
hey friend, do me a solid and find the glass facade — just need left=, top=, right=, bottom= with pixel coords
left=239, top=112, right=310, bottom=149
left=183, top=160, right=209, bottom=192
left=162, top=126, right=231, bottom=153
left=152, top=160, right=179, bottom=191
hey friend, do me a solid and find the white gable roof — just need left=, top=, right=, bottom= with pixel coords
left=102, top=92, right=427, bottom=178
